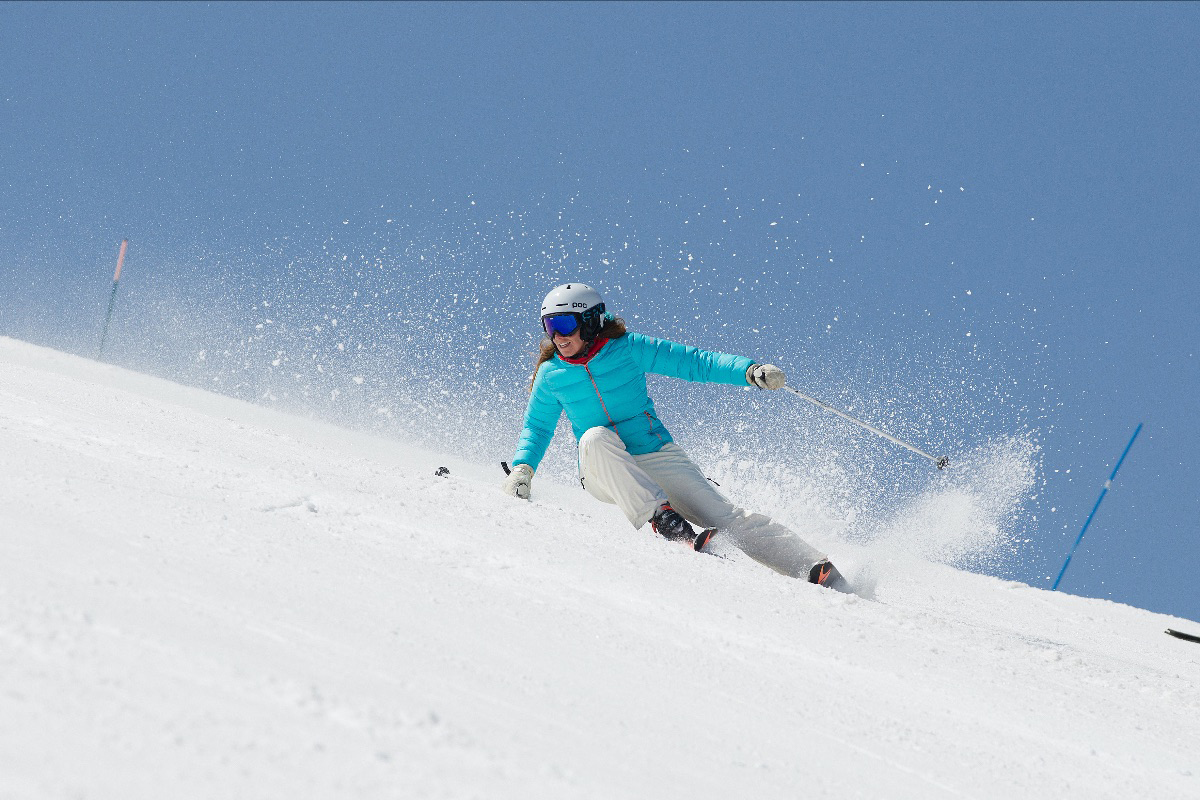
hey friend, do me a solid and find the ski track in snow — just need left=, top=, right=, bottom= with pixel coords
left=1, top=336, right=1197, bottom=799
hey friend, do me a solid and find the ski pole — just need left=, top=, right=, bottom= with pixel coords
left=1052, top=423, right=1142, bottom=591
left=782, top=385, right=950, bottom=470
left=98, top=239, right=128, bottom=360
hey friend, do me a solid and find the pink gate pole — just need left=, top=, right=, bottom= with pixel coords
left=98, top=239, right=128, bottom=359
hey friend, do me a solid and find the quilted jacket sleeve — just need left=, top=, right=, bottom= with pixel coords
left=628, top=332, right=755, bottom=386
left=511, top=365, right=564, bottom=471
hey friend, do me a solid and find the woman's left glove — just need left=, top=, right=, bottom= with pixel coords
left=747, top=363, right=786, bottom=390
left=502, top=463, right=534, bottom=499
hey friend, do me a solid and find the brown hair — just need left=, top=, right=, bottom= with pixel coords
left=529, top=316, right=627, bottom=389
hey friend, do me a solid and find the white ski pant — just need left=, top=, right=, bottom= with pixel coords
left=577, top=426, right=825, bottom=579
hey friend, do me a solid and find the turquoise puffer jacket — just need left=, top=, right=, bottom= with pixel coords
left=512, top=332, right=755, bottom=471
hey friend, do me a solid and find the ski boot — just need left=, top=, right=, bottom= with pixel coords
left=650, top=504, right=715, bottom=552
left=808, top=559, right=852, bottom=593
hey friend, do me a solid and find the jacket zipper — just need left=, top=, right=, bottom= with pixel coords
left=584, top=364, right=619, bottom=429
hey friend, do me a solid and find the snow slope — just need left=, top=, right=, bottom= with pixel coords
left=1, top=335, right=1197, bottom=800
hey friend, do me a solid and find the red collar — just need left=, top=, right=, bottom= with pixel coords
left=559, top=337, right=609, bottom=365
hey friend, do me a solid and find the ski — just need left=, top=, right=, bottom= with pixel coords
left=1166, top=628, right=1200, bottom=644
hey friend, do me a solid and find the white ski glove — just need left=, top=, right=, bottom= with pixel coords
left=747, top=363, right=786, bottom=390
left=502, top=463, right=534, bottom=500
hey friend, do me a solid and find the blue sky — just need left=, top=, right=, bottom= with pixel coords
left=2, top=2, right=1197, bottom=620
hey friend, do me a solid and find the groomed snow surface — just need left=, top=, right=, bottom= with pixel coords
left=1, top=335, right=1197, bottom=799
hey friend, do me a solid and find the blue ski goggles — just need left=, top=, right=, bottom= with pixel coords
left=542, top=313, right=582, bottom=337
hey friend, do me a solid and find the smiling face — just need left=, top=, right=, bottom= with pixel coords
left=552, top=329, right=586, bottom=358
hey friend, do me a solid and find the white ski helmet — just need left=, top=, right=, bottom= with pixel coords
left=540, top=283, right=607, bottom=340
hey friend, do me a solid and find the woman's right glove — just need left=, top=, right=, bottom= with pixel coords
left=747, top=363, right=787, bottom=390
left=502, top=463, right=534, bottom=499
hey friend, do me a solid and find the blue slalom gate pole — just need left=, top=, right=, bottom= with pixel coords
left=1052, top=423, right=1143, bottom=590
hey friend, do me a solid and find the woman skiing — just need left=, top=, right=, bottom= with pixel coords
left=501, top=283, right=847, bottom=590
